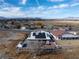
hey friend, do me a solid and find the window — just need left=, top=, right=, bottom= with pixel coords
left=22, top=44, right=27, bottom=47
left=35, top=33, right=46, bottom=38
left=33, top=33, right=36, bottom=36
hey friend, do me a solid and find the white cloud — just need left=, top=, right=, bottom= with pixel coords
left=49, top=0, right=64, bottom=2
left=71, top=3, right=79, bottom=7
left=53, top=4, right=69, bottom=8
left=0, top=0, right=26, bottom=18
left=0, top=0, right=14, bottom=8
left=23, top=6, right=59, bottom=18
left=52, top=3, right=79, bottom=9
left=20, top=0, right=27, bottom=5
left=0, top=0, right=79, bottom=19
left=0, top=5, right=61, bottom=18
left=0, top=11, right=26, bottom=18
left=0, top=6, right=26, bottom=18
left=2, top=7, right=20, bottom=12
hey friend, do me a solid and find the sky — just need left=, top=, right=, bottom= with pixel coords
left=0, top=0, right=79, bottom=19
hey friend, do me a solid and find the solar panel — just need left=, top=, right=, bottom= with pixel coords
left=35, top=32, right=46, bottom=38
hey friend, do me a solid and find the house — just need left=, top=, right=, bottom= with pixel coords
left=16, top=30, right=60, bottom=53
left=51, top=29, right=79, bottom=40
left=51, top=29, right=65, bottom=39
left=61, top=33, right=79, bottom=40
left=20, top=26, right=26, bottom=30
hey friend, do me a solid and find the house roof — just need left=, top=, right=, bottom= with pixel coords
left=51, top=29, right=65, bottom=37
left=61, top=33, right=79, bottom=38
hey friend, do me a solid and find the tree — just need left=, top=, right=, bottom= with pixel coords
left=36, top=22, right=44, bottom=29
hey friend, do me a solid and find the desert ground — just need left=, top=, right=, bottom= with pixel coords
left=33, top=20, right=79, bottom=27
left=0, top=30, right=79, bottom=59
left=33, top=20, right=79, bottom=24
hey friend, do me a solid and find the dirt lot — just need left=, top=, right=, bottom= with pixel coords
left=33, top=20, right=79, bottom=27
left=33, top=20, right=79, bottom=24
left=0, top=30, right=79, bottom=59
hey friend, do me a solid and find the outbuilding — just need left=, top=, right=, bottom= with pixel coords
left=61, top=33, right=79, bottom=40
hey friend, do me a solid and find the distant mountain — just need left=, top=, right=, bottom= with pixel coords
left=0, top=16, right=79, bottom=21
left=0, top=16, right=6, bottom=19
left=63, top=17, right=79, bottom=20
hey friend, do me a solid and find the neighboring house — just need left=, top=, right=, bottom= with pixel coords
left=51, top=29, right=79, bottom=40
left=20, top=26, right=26, bottom=30
left=51, top=29, right=65, bottom=39
left=61, top=33, right=79, bottom=40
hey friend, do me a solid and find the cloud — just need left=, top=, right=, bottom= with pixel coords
left=0, top=0, right=14, bottom=8
left=49, top=0, right=64, bottom=2
left=1, top=7, right=20, bottom=12
left=23, top=6, right=59, bottom=19
left=71, top=3, right=79, bottom=7
left=0, top=0, right=79, bottom=19
left=0, top=6, right=58, bottom=18
left=0, top=6, right=26, bottom=18
left=0, top=0, right=26, bottom=18
left=52, top=3, right=79, bottom=9
left=0, top=0, right=62, bottom=18
left=0, top=4, right=64, bottom=19
left=52, top=4, right=69, bottom=9
left=0, top=11, right=26, bottom=18
left=20, top=0, right=27, bottom=5
left=0, top=5, right=78, bottom=19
